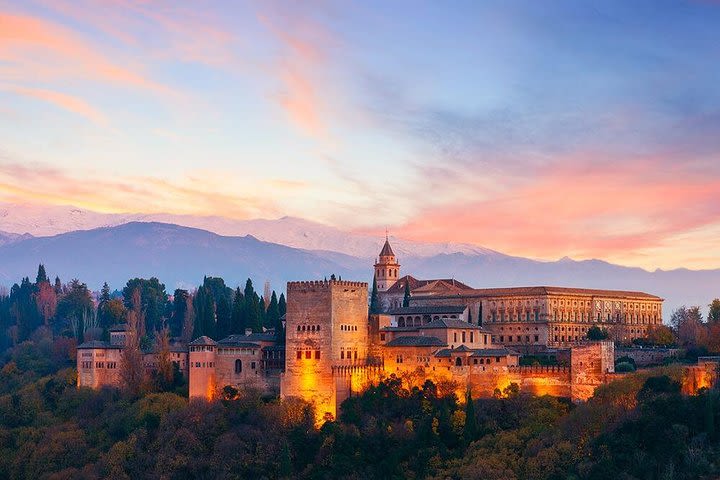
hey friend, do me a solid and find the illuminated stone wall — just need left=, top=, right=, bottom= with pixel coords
left=189, top=345, right=216, bottom=400
left=281, top=279, right=368, bottom=422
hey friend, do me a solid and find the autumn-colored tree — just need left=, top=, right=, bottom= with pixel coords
left=120, top=308, right=145, bottom=397
left=646, top=324, right=676, bottom=346
left=35, top=280, right=57, bottom=327
left=130, top=288, right=146, bottom=340
left=671, top=306, right=706, bottom=347
left=182, top=294, right=195, bottom=344
left=155, top=323, right=173, bottom=387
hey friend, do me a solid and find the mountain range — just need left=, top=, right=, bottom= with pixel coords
left=0, top=202, right=718, bottom=320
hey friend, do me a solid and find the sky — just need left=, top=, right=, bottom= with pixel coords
left=1, top=0, right=719, bottom=271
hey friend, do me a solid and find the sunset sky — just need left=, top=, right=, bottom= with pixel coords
left=1, top=1, right=719, bottom=270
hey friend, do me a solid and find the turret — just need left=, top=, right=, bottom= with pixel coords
left=374, top=235, right=400, bottom=292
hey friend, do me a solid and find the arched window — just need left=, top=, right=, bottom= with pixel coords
left=398, top=317, right=405, bottom=327
left=455, top=357, right=463, bottom=367
left=235, top=359, right=242, bottom=374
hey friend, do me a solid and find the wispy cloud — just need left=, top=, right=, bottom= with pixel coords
left=0, top=12, right=170, bottom=95
left=3, top=85, right=107, bottom=125
left=0, top=160, right=281, bottom=220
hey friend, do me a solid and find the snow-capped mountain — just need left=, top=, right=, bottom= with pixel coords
left=0, top=202, right=502, bottom=259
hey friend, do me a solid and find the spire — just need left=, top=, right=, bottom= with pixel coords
left=379, top=236, right=395, bottom=257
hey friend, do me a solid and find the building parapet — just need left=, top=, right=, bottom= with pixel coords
left=508, top=365, right=570, bottom=374
left=287, top=280, right=368, bottom=290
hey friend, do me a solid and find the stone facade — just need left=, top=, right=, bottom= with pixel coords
left=188, top=332, right=284, bottom=400
left=410, top=287, right=663, bottom=351
left=77, top=327, right=189, bottom=390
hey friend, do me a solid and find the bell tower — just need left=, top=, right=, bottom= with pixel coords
left=374, top=234, right=400, bottom=292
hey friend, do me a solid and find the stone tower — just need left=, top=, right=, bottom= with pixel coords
left=280, top=279, right=368, bottom=422
left=374, top=235, right=400, bottom=292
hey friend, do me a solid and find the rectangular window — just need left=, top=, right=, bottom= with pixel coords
left=315, top=350, right=320, bottom=360
left=354, top=350, right=357, bottom=360
left=453, top=332, right=457, bottom=342
left=496, top=357, right=500, bottom=363
left=297, top=350, right=302, bottom=360
left=470, top=332, right=474, bottom=343
left=534, top=335, right=539, bottom=342
left=500, top=335, right=504, bottom=342
left=251, top=362, right=256, bottom=369
left=340, top=350, right=345, bottom=359
left=462, top=331, right=466, bottom=342
left=305, top=350, right=311, bottom=359
left=380, top=333, right=386, bottom=341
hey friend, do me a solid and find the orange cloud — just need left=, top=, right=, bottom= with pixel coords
left=5, top=85, right=107, bottom=124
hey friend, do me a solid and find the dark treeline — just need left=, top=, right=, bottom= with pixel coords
left=0, top=352, right=719, bottom=479
left=0, top=265, right=287, bottom=353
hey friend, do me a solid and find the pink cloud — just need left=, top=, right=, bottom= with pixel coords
left=391, top=154, right=720, bottom=265
left=0, top=12, right=170, bottom=94
left=6, top=85, right=107, bottom=124
left=257, top=12, right=335, bottom=138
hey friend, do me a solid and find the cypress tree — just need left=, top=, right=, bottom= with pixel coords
left=35, top=264, right=48, bottom=285
left=370, top=276, right=380, bottom=314
left=463, top=389, right=478, bottom=442
left=231, top=287, right=245, bottom=334
left=266, top=291, right=280, bottom=330
left=216, top=295, right=231, bottom=339
left=54, top=276, right=62, bottom=295
left=403, top=281, right=411, bottom=308
left=278, top=293, right=287, bottom=317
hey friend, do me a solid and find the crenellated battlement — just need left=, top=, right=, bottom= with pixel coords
left=287, top=279, right=368, bottom=290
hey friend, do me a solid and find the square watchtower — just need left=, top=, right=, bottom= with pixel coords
left=281, top=279, right=368, bottom=422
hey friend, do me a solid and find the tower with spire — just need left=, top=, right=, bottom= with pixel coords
left=374, top=232, right=400, bottom=292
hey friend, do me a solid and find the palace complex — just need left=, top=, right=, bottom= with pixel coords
left=77, top=237, right=718, bottom=422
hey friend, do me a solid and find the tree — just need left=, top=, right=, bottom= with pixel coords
left=215, top=295, right=232, bottom=339
left=155, top=323, right=173, bottom=388
left=403, top=281, right=411, bottom=308
left=671, top=306, right=705, bottom=347
left=231, top=287, right=245, bottom=334
left=266, top=291, right=280, bottom=330
left=97, top=282, right=112, bottom=329
left=57, top=279, right=93, bottom=341
left=35, top=280, right=57, bottom=327
left=370, top=277, right=380, bottom=314
left=182, top=294, right=195, bottom=344
left=646, top=324, right=676, bottom=346
left=10, top=277, right=40, bottom=341
left=35, top=264, right=48, bottom=285
left=53, top=276, right=62, bottom=295
left=120, top=308, right=145, bottom=397
left=171, top=289, right=190, bottom=338
left=122, top=278, right=168, bottom=336
left=278, top=293, right=287, bottom=317
left=463, top=389, right=477, bottom=442
left=193, top=286, right=215, bottom=338
left=708, top=299, right=720, bottom=324
left=587, top=325, right=609, bottom=341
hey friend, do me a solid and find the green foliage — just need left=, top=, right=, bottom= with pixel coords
left=403, top=281, right=411, bottom=308
left=587, top=325, right=609, bottom=340
left=122, top=278, right=168, bottom=335
left=615, top=361, right=635, bottom=373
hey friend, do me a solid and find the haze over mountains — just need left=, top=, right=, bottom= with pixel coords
left=0, top=202, right=718, bottom=320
